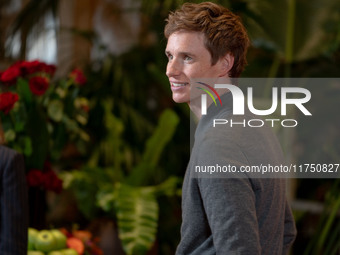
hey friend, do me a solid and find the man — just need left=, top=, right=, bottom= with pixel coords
left=0, top=145, right=28, bottom=254
left=164, top=2, right=296, bottom=254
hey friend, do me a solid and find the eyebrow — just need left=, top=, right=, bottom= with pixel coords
left=165, top=50, right=197, bottom=57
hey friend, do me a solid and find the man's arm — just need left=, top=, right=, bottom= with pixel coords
left=0, top=147, right=28, bottom=254
left=192, top=136, right=261, bottom=253
left=194, top=126, right=291, bottom=254
left=198, top=177, right=261, bottom=254
left=282, top=200, right=297, bottom=253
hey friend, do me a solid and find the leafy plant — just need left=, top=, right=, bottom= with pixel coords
left=61, top=105, right=181, bottom=255
left=113, top=183, right=159, bottom=255
left=303, top=179, right=340, bottom=255
left=0, top=60, right=89, bottom=191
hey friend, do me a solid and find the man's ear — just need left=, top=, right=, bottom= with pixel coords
left=219, top=53, right=234, bottom=77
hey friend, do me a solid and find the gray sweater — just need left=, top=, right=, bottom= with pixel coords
left=176, top=92, right=297, bottom=255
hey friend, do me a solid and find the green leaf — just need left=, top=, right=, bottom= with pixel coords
left=61, top=166, right=119, bottom=219
left=63, top=115, right=79, bottom=132
left=14, top=121, right=25, bottom=132
left=4, top=129, right=16, bottom=142
left=99, top=100, right=125, bottom=169
left=59, top=171, right=74, bottom=189
left=245, top=0, right=340, bottom=62
left=142, top=109, right=179, bottom=166
left=96, top=186, right=116, bottom=212
left=48, top=99, right=64, bottom=122
left=25, top=105, right=49, bottom=169
left=17, top=78, right=32, bottom=104
left=127, top=109, right=179, bottom=186
left=60, top=169, right=100, bottom=219
left=154, top=176, right=181, bottom=197
left=115, top=183, right=158, bottom=255
left=303, top=180, right=340, bottom=255
left=21, top=136, right=32, bottom=156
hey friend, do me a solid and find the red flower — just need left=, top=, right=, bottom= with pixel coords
left=29, top=76, right=49, bottom=95
left=43, top=169, right=63, bottom=193
left=0, top=63, right=22, bottom=85
left=0, top=92, right=19, bottom=114
left=69, top=68, right=87, bottom=86
left=43, top=64, right=56, bottom=76
left=26, top=169, right=44, bottom=187
left=26, top=164, right=63, bottom=193
left=21, top=60, right=56, bottom=77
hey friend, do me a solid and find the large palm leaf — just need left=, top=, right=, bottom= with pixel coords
left=114, top=183, right=159, bottom=255
left=243, top=0, right=340, bottom=62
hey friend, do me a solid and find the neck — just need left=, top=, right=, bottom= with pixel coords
left=189, top=77, right=233, bottom=120
left=188, top=102, right=202, bottom=120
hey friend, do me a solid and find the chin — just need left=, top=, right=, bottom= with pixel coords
left=172, top=95, right=189, bottom=104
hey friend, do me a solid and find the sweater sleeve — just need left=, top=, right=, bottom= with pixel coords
left=195, top=131, right=261, bottom=255
left=194, top=130, right=262, bottom=254
left=198, top=177, right=261, bottom=254
left=190, top=120, right=293, bottom=255
left=282, top=200, right=297, bottom=254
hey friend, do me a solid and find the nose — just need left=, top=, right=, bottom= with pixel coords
left=166, top=59, right=181, bottom=78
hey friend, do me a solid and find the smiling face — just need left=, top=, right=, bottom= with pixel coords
left=165, top=31, right=227, bottom=104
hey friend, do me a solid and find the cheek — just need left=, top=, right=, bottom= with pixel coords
left=185, top=65, right=206, bottom=78
left=206, top=64, right=221, bottom=77
left=195, top=65, right=216, bottom=77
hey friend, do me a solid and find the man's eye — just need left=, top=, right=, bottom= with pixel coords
left=167, top=54, right=173, bottom=60
left=184, top=56, right=192, bottom=61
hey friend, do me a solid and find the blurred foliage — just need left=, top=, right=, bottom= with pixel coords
left=0, top=61, right=89, bottom=170
left=61, top=107, right=181, bottom=255
left=303, top=180, right=340, bottom=255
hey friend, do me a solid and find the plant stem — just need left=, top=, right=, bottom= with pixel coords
left=285, top=0, right=296, bottom=77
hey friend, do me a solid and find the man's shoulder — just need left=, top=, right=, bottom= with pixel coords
left=0, top=145, right=22, bottom=169
left=0, top=145, right=19, bottom=157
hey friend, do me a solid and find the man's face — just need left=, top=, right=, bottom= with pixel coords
left=165, top=31, right=224, bottom=104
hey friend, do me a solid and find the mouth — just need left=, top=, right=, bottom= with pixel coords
left=171, top=82, right=189, bottom=87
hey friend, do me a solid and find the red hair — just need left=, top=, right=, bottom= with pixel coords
left=165, top=2, right=250, bottom=77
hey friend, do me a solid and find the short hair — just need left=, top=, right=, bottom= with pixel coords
left=164, top=2, right=250, bottom=78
